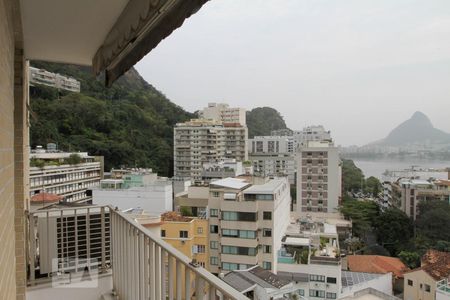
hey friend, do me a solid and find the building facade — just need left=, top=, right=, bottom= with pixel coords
left=207, top=177, right=291, bottom=275
left=29, top=66, right=81, bottom=92
left=30, top=149, right=103, bottom=203
left=199, top=102, right=246, bottom=126
left=92, top=169, right=173, bottom=215
left=391, top=179, right=450, bottom=220
left=297, top=141, right=342, bottom=213
left=174, top=119, right=248, bottom=181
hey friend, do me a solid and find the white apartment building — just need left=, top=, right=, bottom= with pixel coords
left=202, top=159, right=245, bottom=183
left=294, top=125, right=332, bottom=147
left=207, top=177, right=291, bottom=275
left=297, top=141, right=342, bottom=214
left=199, top=102, right=246, bottom=125
left=174, top=119, right=248, bottom=181
left=29, top=149, right=103, bottom=203
left=29, top=66, right=81, bottom=92
left=92, top=169, right=173, bottom=215
left=248, top=136, right=296, bottom=184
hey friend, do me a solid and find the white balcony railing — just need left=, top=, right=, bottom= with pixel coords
left=27, top=205, right=248, bottom=300
left=111, top=209, right=248, bottom=300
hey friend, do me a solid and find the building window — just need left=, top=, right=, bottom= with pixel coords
left=262, top=261, right=271, bottom=270
left=309, top=289, right=325, bottom=298
left=197, top=227, right=203, bottom=234
left=210, top=209, right=218, bottom=217
left=310, top=274, right=325, bottom=282
left=263, top=229, right=272, bottom=237
left=210, top=225, right=218, bottom=234
left=161, top=230, right=166, bottom=237
left=179, top=231, right=188, bottom=238
left=326, top=277, right=337, bottom=284
left=222, top=246, right=257, bottom=256
left=210, top=241, right=218, bottom=249
left=425, top=284, right=431, bottom=292
left=408, top=279, right=413, bottom=286
left=263, top=245, right=272, bottom=253
left=210, top=257, right=218, bottom=265
left=263, top=211, right=272, bottom=220
left=197, top=245, right=206, bottom=253
left=326, top=292, right=337, bottom=299
left=212, top=191, right=220, bottom=197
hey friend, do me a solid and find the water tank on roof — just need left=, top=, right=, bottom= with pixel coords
left=47, top=143, right=57, bottom=151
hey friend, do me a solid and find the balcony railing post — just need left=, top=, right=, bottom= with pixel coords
left=176, top=260, right=182, bottom=300
left=168, top=255, right=174, bottom=300
left=196, top=276, right=205, bottom=300
left=155, top=244, right=161, bottom=300
left=161, top=249, right=167, bottom=300
left=185, top=267, right=191, bottom=300
left=144, top=236, right=150, bottom=300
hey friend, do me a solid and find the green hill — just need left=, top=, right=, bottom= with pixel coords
left=246, top=107, right=288, bottom=138
left=30, top=62, right=194, bottom=176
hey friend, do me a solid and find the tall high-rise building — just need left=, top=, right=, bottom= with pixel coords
left=296, top=141, right=342, bottom=214
left=199, top=102, right=246, bottom=126
left=174, top=119, right=248, bottom=181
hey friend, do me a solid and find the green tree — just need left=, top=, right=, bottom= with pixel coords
left=341, top=159, right=365, bottom=193
left=365, top=176, right=382, bottom=196
left=375, top=208, right=413, bottom=255
left=416, top=200, right=450, bottom=242
left=398, top=251, right=421, bottom=269
left=65, top=153, right=82, bottom=165
left=340, top=199, right=379, bottom=240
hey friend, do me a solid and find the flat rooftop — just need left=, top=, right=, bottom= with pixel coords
left=243, top=178, right=285, bottom=194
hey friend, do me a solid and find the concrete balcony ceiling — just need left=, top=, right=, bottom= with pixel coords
left=20, top=0, right=209, bottom=86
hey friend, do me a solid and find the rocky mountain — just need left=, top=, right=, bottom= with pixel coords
left=375, top=111, right=450, bottom=146
left=246, top=107, right=289, bottom=138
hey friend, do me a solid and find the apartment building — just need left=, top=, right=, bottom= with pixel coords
left=297, top=141, right=342, bottom=214
left=199, top=102, right=246, bottom=126
left=207, top=177, right=291, bottom=275
left=29, top=66, right=81, bottom=92
left=275, top=216, right=393, bottom=299
left=160, top=211, right=209, bottom=269
left=29, top=148, right=103, bottom=203
left=248, top=135, right=296, bottom=184
left=294, top=125, right=332, bottom=146
left=174, top=119, right=248, bottom=181
left=391, top=178, right=450, bottom=220
left=92, top=169, right=172, bottom=215
left=201, top=159, right=245, bottom=183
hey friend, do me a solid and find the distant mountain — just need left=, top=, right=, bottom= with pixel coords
left=30, top=61, right=195, bottom=176
left=246, top=107, right=289, bottom=138
left=374, top=111, right=450, bottom=146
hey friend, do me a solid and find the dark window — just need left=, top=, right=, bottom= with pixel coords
left=210, top=225, right=218, bottom=234
left=425, top=284, right=431, bottom=292
left=263, top=229, right=272, bottom=237
left=326, top=292, right=337, bottom=299
left=263, top=211, right=272, bottom=220
left=161, top=230, right=166, bottom=237
left=326, top=277, right=337, bottom=284
left=408, top=279, right=413, bottom=286
left=179, top=231, right=188, bottom=238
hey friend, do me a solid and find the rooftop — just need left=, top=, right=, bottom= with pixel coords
left=161, top=211, right=192, bottom=223
left=243, top=178, right=286, bottom=194
left=222, top=266, right=290, bottom=293
left=347, top=255, right=409, bottom=279
left=407, top=249, right=450, bottom=281
left=30, top=192, right=63, bottom=203
left=210, top=178, right=250, bottom=190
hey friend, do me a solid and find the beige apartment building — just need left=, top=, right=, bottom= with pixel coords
left=297, top=141, right=342, bottom=213
left=174, top=119, right=248, bottom=181
left=207, top=177, right=291, bottom=275
left=391, top=178, right=450, bottom=220
left=199, top=102, right=246, bottom=126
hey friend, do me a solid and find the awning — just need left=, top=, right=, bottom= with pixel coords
left=21, top=0, right=209, bottom=86
left=93, top=0, right=209, bottom=86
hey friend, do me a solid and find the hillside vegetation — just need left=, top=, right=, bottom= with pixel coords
left=246, top=107, right=288, bottom=138
left=30, top=62, right=194, bottom=176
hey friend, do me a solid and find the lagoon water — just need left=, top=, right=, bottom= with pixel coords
left=352, top=158, right=450, bottom=180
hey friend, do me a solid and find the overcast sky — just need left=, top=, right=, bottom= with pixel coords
left=136, top=0, right=450, bottom=146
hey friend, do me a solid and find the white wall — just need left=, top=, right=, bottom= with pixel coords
left=93, top=185, right=172, bottom=215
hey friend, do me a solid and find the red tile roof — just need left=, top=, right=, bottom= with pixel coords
left=412, top=250, right=450, bottom=281
left=347, top=255, right=409, bottom=278
left=30, top=192, right=63, bottom=203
